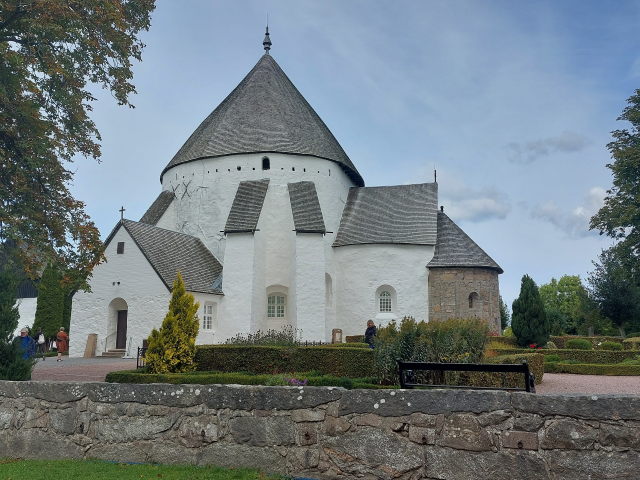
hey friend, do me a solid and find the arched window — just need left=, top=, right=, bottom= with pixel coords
left=379, top=291, right=392, bottom=313
left=262, top=156, right=270, bottom=170
left=267, top=294, right=286, bottom=318
left=469, top=292, right=479, bottom=309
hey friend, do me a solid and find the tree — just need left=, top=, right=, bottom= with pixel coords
left=0, top=263, right=34, bottom=380
left=32, top=263, right=65, bottom=339
left=0, top=0, right=155, bottom=279
left=512, top=275, right=549, bottom=347
left=499, top=296, right=510, bottom=331
left=145, top=273, right=200, bottom=374
left=588, top=247, right=640, bottom=336
left=590, top=89, right=640, bottom=278
left=538, top=275, right=592, bottom=334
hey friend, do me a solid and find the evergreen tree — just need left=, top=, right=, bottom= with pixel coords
left=32, top=264, right=64, bottom=339
left=499, top=296, right=510, bottom=331
left=145, top=272, right=200, bottom=374
left=512, top=275, right=549, bottom=347
left=0, top=265, right=35, bottom=380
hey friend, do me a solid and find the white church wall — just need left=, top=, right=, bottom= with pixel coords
left=154, top=196, right=178, bottom=231
left=294, top=234, right=326, bottom=341
left=69, top=226, right=169, bottom=357
left=333, top=244, right=435, bottom=337
left=193, top=293, right=223, bottom=345
left=160, top=153, right=354, bottom=263
left=14, top=297, right=37, bottom=336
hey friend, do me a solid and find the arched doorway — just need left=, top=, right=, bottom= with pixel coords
left=108, top=298, right=128, bottom=350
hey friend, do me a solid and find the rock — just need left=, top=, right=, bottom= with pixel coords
left=198, top=443, right=287, bottom=474
left=92, top=415, right=176, bottom=442
left=408, top=425, right=435, bottom=444
left=292, top=408, right=326, bottom=423
left=230, top=416, right=295, bottom=446
left=438, top=413, right=494, bottom=451
left=598, top=422, right=640, bottom=450
left=501, top=431, right=539, bottom=450
left=354, top=413, right=383, bottom=427
left=49, top=408, right=77, bottom=435
left=177, top=415, right=219, bottom=447
left=541, top=419, right=598, bottom=450
left=512, top=392, right=640, bottom=421
left=546, top=450, right=640, bottom=479
left=296, top=422, right=319, bottom=446
left=514, top=413, right=545, bottom=432
left=323, top=416, right=351, bottom=436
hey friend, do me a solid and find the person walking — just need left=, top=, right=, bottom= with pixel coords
left=15, top=328, right=36, bottom=359
left=34, top=329, right=46, bottom=360
left=56, top=327, right=69, bottom=362
left=364, top=320, right=377, bottom=349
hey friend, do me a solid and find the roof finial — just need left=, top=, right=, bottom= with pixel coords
left=263, top=23, right=272, bottom=54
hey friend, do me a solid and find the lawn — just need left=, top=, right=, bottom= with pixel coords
left=0, top=459, right=282, bottom=480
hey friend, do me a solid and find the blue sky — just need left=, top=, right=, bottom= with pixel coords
left=69, top=1, right=640, bottom=308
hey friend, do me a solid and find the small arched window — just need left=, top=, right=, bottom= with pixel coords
left=469, top=292, right=479, bottom=309
left=379, top=291, right=392, bottom=313
left=267, top=294, right=286, bottom=318
left=262, top=156, right=270, bottom=170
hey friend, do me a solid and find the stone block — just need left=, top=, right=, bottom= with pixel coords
left=546, top=450, right=640, bottom=479
left=198, top=443, right=287, bottom=474
left=230, top=416, right=295, bottom=446
left=288, top=447, right=321, bottom=470
left=354, top=413, right=382, bottom=427
left=408, top=425, right=435, bottom=444
left=501, top=431, right=539, bottom=450
left=292, top=408, right=326, bottom=423
left=598, top=422, right=640, bottom=450
left=477, top=410, right=512, bottom=427
left=409, top=412, right=439, bottom=427
left=92, top=415, right=176, bottom=443
left=438, top=413, right=493, bottom=451
left=296, top=422, right=318, bottom=446
left=0, top=408, right=13, bottom=429
left=514, top=413, right=544, bottom=432
left=49, top=408, right=77, bottom=434
left=512, top=392, right=640, bottom=421
left=541, top=419, right=598, bottom=450
left=177, top=415, right=219, bottom=447
left=323, top=416, right=351, bottom=436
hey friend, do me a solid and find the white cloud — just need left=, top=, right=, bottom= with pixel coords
left=506, top=131, right=590, bottom=164
left=531, top=187, right=606, bottom=238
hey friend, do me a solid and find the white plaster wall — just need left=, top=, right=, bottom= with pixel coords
left=193, top=293, right=223, bottom=345
left=160, top=153, right=355, bottom=263
left=154, top=198, right=178, bottom=231
left=69, top=226, right=170, bottom=357
left=333, top=244, right=435, bottom=337
left=294, top=234, right=326, bottom=341
left=14, top=297, right=37, bottom=337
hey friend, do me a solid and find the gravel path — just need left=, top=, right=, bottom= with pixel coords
left=31, top=357, right=136, bottom=382
left=537, top=373, right=640, bottom=395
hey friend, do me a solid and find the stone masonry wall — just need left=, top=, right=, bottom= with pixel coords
left=1, top=382, right=639, bottom=479
left=429, top=267, right=500, bottom=333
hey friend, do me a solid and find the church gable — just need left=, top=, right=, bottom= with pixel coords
left=333, top=183, right=438, bottom=247
left=139, top=190, right=175, bottom=226
left=225, top=179, right=270, bottom=233
left=288, top=181, right=325, bottom=233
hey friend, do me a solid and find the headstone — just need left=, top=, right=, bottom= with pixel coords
left=331, top=328, right=343, bottom=344
left=83, top=333, right=97, bottom=358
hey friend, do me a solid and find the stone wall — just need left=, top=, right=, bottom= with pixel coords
left=429, top=267, right=500, bottom=332
left=1, top=382, right=639, bottom=479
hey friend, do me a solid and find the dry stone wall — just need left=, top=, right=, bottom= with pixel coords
left=1, top=381, right=639, bottom=479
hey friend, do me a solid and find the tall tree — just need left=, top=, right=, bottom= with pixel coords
left=512, top=275, right=549, bottom=347
left=32, top=263, right=64, bottom=339
left=0, top=0, right=155, bottom=279
left=0, top=264, right=34, bottom=380
left=590, top=89, right=640, bottom=277
left=538, top=275, right=592, bottom=334
left=499, top=296, right=510, bottom=331
left=145, top=273, right=200, bottom=374
left=588, top=247, right=640, bottom=336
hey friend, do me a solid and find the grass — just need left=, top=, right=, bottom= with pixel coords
left=0, top=459, right=282, bottom=480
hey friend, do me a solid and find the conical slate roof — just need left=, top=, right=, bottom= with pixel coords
left=161, top=54, right=363, bottom=186
left=428, top=212, right=503, bottom=273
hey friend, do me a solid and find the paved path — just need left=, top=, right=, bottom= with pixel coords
left=29, top=359, right=640, bottom=394
left=31, top=357, right=136, bottom=382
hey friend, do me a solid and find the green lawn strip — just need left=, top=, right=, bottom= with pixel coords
left=544, top=363, right=640, bottom=375
left=0, top=459, right=281, bottom=480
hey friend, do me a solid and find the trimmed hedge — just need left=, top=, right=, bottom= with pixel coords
left=565, top=338, right=592, bottom=350
left=544, top=363, right=640, bottom=376
left=599, top=341, right=623, bottom=351
left=345, top=335, right=365, bottom=343
left=550, top=335, right=624, bottom=349
left=492, top=348, right=638, bottom=364
left=105, top=369, right=382, bottom=389
left=195, top=345, right=375, bottom=377
left=623, top=337, right=640, bottom=350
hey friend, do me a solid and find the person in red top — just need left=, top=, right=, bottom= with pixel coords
left=56, top=327, right=69, bottom=362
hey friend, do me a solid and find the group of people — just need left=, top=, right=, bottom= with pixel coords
left=15, top=327, right=68, bottom=361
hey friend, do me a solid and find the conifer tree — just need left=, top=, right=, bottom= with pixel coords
left=512, top=274, right=549, bottom=347
left=145, top=272, right=200, bottom=374
left=32, top=264, right=64, bottom=339
left=0, top=266, right=35, bottom=380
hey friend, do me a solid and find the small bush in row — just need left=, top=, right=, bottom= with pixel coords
left=623, top=337, right=640, bottom=350
left=599, top=341, right=623, bottom=351
left=565, top=338, right=593, bottom=350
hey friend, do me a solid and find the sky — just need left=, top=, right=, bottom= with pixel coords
left=69, top=0, right=640, bottom=308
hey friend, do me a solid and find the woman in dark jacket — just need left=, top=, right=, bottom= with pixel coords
left=364, top=320, right=377, bottom=348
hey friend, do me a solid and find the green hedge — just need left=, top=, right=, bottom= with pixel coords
left=565, top=338, right=593, bottom=350
left=550, top=335, right=624, bottom=349
left=623, top=337, right=640, bottom=350
left=544, top=363, right=640, bottom=376
left=345, top=335, right=365, bottom=343
left=105, top=369, right=382, bottom=389
left=494, top=347, right=637, bottom=364
left=195, top=345, right=375, bottom=378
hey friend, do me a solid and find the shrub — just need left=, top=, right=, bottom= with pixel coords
left=598, top=341, right=623, bottom=351
left=225, top=325, right=300, bottom=346
left=544, top=363, right=640, bottom=376
left=145, top=273, right=200, bottom=374
left=544, top=354, right=561, bottom=363
left=195, top=344, right=375, bottom=378
left=565, top=338, right=592, bottom=350
left=623, top=337, right=640, bottom=350
left=495, top=347, right=636, bottom=364
left=373, top=317, right=489, bottom=384
left=512, top=275, right=549, bottom=347
left=550, top=335, right=623, bottom=349
left=503, top=327, right=514, bottom=337
left=545, top=341, right=558, bottom=349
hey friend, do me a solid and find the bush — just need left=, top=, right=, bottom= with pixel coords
left=544, top=354, right=561, bottom=363
left=623, top=337, right=640, bottom=350
left=225, top=325, right=300, bottom=346
left=550, top=335, right=623, bottom=349
left=544, top=363, right=640, bottom=375
left=346, top=335, right=365, bottom=343
left=598, top=341, right=623, bottom=351
left=195, top=344, right=375, bottom=378
left=105, top=369, right=382, bottom=389
left=326, top=342, right=370, bottom=349
left=503, top=326, right=514, bottom=337
left=373, top=317, right=489, bottom=384
left=512, top=275, right=549, bottom=347
left=495, top=347, right=636, bottom=364
left=565, top=338, right=592, bottom=350
left=545, top=341, right=558, bottom=349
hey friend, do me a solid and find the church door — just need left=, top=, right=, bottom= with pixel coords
left=116, top=310, right=128, bottom=349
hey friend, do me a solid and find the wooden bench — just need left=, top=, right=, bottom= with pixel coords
left=397, top=360, right=536, bottom=393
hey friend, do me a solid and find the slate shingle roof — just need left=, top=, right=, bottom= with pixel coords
left=427, top=212, right=503, bottom=273
left=288, top=181, right=325, bottom=233
left=119, top=220, right=223, bottom=294
left=139, top=191, right=175, bottom=226
left=333, top=183, right=438, bottom=247
left=225, top=179, right=270, bottom=233
left=161, top=54, right=363, bottom=186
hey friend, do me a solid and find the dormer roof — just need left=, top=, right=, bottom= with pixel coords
left=161, top=54, right=363, bottom=186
